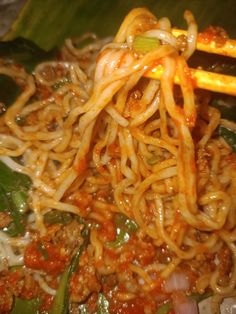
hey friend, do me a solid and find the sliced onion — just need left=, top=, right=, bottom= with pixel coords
left=172, top=292, right=198, bottom=314
left=164, top=271, right=190, bottom=293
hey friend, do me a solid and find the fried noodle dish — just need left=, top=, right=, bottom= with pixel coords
left=0, top=7, right=235, bottom=314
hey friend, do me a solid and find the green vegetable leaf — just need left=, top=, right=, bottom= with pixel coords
left=11, top=297, right=41, bottom=314
left=219, top=126, right=236, bottom=152
left=50, top=225, right=90, bottom=314
left=156, top=301, right=172, bottom=314
left=107, top=213, right=138, bottom=248
left=50, top=267, right=70, bottom=314
left=11, top=190, right=28, bottom=214
left=0, top=160, right=31, bottom=193
left=44, top=210, right=73, bottom=225
left=0, top=185, right=11, bottom=212
left=0, top=74, right=21, bottom=115
left=147, top=154, right=162, bottom=165
left=97, top=293, right=110, bottom=314
left=190, top=292, right=212, bottom=303
left=0, top=160, right=31, bottom=235
left=0, top=37, right=55, bottom=72
left=37, top=243, right=49, bottom=260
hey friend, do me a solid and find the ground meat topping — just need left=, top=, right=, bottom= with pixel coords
left=70, top=251, right=101, bottom=303
left=0, top=212, right=12, bottom=229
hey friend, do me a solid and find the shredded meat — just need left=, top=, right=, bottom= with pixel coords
left=181, top=251, right=216, bottom=289
left=0, top=212, right=12, bottom=229
left=117, top=269, right=139, bottom=294
left=0, top=269, right=39, bottom=313
left=52, top=220, right=84, bottom=256
left=125, top=238, right=156, bottom=266
left=218, top=246, right=232, bottom=277
left=155, top=244, right=174, bottom=264
left=196, top=147, right=211, bottom=192
left=0, top=280, right=13, bottom=313
left=69, top=251, right=101, bottom=303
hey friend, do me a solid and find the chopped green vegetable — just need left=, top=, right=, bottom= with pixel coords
left=147, top=154, right=162, bottom=165
left=11, top=297, right=41, bottom=314
left=50, top=225, right=89, bottom=314
left=44, top=210, right=73, bottom=225
left=52, top=76, right=72, bottom=90
left=0, top=160, right=31, bottom=236
left=133, top=35, right=160, bottom=53
left=156, top=301, right=172, bottom=314
left=219, top=126, right=236, bottom=152
left=0, top=74, right=21, bottom=115
left=190, top=292, right=212, bottom=303
left=11, top=190, right=28, bottom=214
left=37, top=243, right=49, bottom=260
left=4, top=221, right=23, bottom=237
left=115, top=213, right=138, bottom=233
left=0, top=37, right=54, bottom=72
left=9, top=265, right=22, bottom=271
left=107, top=213, right=138, bottom=248
left=97, top=293, right=110, bottom=314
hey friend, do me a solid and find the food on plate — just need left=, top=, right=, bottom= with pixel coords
left=0, top=7, right=235, bottom=314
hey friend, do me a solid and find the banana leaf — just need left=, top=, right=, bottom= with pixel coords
left=2, top=0, right=236, bottom=51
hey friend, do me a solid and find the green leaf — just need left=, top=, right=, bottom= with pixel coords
left=0, top=161, right=31, bottom=235
left=50, top=267, right=70, bottom=314
left=0, top=160, right=31, bottom=193
left=190, top=292, right=212, bottom=303
left=50, top=225, right=90, bottom=314
left=0, top=37, right=55, bottom=72
left=97, top=293, right=110, bottom=314
left=37, top=242, right=49, bottom=260
left=11, top=191, right=28, bottom=214
left=107, top=213, right=138, bottom=248
left=11, top=297, right=41, bottom=314
left=219, top=126, right=236, bottom=152
left=2, top=0, right=236, bottom=51
left=0, top=74, right=21, bottom=115
left=0, top=185, right=11, bottom=212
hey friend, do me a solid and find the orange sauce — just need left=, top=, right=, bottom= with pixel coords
left=76, top=156, right=87, bottom=176
left=24, top=241, right=68, bottom=275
